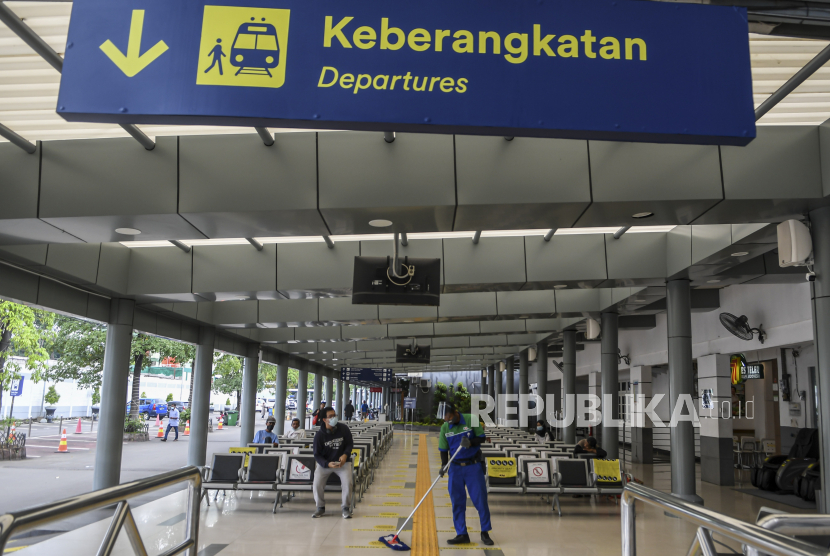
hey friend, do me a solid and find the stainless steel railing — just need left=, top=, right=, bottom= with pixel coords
left=0, top=466, right=201, bottom=556
left=621, top=482, right=829, bottom=556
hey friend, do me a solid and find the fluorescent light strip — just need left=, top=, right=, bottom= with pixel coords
left=120, top=226, right=677, bottom=248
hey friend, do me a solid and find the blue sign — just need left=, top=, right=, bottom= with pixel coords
left=404, top=397, right=416, bottom=409
left=10, top=377, right=24, bottom=397
left=58, top=0, right=754, bottom=145
left=340, top=367, right=393, bottom=383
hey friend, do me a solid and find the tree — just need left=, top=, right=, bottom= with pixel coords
left=453, top=382, right=471, bottom=415
left=127, top=335, right=194, bottom=419
left=166, top=393, right=174, bottom=402
left=92, top=387, right=101, bottom=405
left=44, top=385, right=60, bottom=406
left=0, top=301, right=55, bottom=416
left=211, top=353, right=244, bottom=409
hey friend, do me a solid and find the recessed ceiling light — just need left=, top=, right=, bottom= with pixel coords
left=553, top=285, right=568, bottom=289
left=115, top=227, right=141, bottom=235
left=707, top=279, right=721, bottom=284
left=731, top=251, right=749, bottom=257
left=369, top=219, right=393, bottom=227
left=632, top=212, right=654, bottom=219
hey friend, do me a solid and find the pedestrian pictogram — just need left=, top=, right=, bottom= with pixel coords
left=196, top=6, right=290, bottom=89
left=100, top=10, right=169, bottom=77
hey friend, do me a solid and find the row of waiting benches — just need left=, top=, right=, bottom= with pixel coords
left=481, top=427, right=630, bottom=516
left=199, top=423, right=393, bottom=513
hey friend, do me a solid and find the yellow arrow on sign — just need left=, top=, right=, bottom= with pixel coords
left=100, top=10, right=168, bottom=77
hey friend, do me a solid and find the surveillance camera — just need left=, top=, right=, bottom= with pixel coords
left=807, top=273, right=816, bottom=282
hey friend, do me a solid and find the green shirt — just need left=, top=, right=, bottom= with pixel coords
left=438, top=413, right=485, bottom=460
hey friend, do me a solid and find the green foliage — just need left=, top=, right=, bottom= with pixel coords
left=211, top=353, right=244, bottom=395
left=92, top=388, right=101, bottom=405
left=166, top=393, right=174, bottom=402
left=141, top=391, right=147, bottom=398
left=453, top=382, right=471, bottom=415
left=124, top=416, right=145, bottom=433
left=46, top=316, right=106, bottom=390
left=179, top=408, right=191, bottom=423
left=44, top=385, right=60, bottom=406
left=0, top=301, right=55, bottom=395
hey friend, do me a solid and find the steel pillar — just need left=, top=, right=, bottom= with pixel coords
left=239, top=344, right=259, bottom=445
left=275, top=360, right=288, bottom=435
left=93, top=299, right=135, bottom=491
left=667, top=279, right=702, bottom=504
left=563, top=329, right=577, bottom=444
left=810, top=207, right=830, bottom=513
left=519, top=351, right=529, bottom=428
left=297, top=362, right=309, bottom=426
left=536, top=341, right=548, bottom=422
left=601, top=312, right=620, bottom=459
left=188, top=326, right=215, bottom=468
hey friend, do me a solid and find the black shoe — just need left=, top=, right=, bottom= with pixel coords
left=160, top=439, right=166, bottom=442
left=447, top=534, right=470, bottom=545
left=480, top=532, right=494, bottom=546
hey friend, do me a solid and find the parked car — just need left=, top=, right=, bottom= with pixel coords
left=169, top=400, right=188, bottom=410
left=125, top=398, right=168, bottom=418
left=286, top=398, right=297, bottom=410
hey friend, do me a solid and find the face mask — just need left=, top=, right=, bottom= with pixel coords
left=266, top=423, right=275, bottom=431
left=537, top=426, right=544, bottom=432
left=328, top=416, right=339, bottom=427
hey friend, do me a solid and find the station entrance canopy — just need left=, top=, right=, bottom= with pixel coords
left=57, top=0, right=755, bottom=144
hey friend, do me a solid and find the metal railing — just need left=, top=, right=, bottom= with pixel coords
left=622, top=483, right=829, bottom=556
left=0, top=466, right=201, bottom=556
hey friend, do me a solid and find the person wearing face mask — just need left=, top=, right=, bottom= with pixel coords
left=286, top=417, right=304, bottom=439
left=312, top=407, right=354, bottom=519
left=438, top=402, right=494, bottom=546
left=535, top=420, right=552, bottom=442
left=252, top=416, right=280, bottom=445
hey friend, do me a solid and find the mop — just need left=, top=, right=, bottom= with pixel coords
left=379, top=436, right=471, bottom=551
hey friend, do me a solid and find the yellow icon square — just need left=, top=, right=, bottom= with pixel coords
left=196, top=5, right=289, bottom=89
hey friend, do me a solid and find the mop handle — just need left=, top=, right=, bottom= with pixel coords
left=392, top=442, right=468, bottom=538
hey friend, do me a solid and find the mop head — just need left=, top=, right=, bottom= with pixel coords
left=379, top=534, right=410, bottom=551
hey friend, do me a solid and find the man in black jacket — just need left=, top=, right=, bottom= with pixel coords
left=573, top=437, right=607, bottom=459
left=312, top=407, right=354, bottom=519
left=344, top=399, right=355, bottom=422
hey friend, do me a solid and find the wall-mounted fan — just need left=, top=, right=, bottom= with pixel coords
left=719, top=312, right=765, bottom=344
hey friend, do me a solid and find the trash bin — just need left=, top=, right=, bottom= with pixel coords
left=226, top=410, right=239, bottom=426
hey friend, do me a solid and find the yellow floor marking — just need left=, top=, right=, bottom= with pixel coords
left=3, top=547, right=29, bottom=553
left=413, top=432, right=439, bottom=556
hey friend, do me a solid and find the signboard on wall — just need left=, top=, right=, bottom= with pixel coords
left=340, top=367, right=393, bottom=383
left=58, top=0, right=754, bottom=144
left=9, top=377, right=24, bottom=397
left=741, top=364, right=764, bottom=381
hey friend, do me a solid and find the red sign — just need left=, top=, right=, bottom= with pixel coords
left=370, top=387, right=383, bottom=393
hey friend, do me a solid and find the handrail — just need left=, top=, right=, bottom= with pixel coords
left=621, top=483, right=829, bottom=556
left=0, top=466, right=201, bottom=556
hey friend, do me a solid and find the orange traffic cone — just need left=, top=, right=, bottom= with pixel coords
left=155, top=415, right=160, bottom=428
left=75, top=417, right=83, bottom=434
left=9, top=423, right=16, bottom=440
left=57, top=429, right=69, bottom=453
left=183, top=420, right=190, bottom=436
left=218, top=416, right=223, bottom=430
left=157, top=422, right=165, bottom=438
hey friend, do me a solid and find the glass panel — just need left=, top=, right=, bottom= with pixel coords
left=234, top=33, right=256, bottom=49
left=256, top=34, right=278, bottom=51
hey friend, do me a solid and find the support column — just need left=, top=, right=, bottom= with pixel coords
left=188, top=326, right=216, bottom=468
left=93, top=299, right=135, bottom=491
left=588, top=372, right=600, bottom=438
left=382, top=386, right=389, bottom=415
left=809, top=206, right=830, bottom=512
left=505, top=356, right=515, bottom=426
left=275, top=358, right=288, bottom=436
left=325, top=369, right=334, bottom=409
left=313, top=366, right=322, bottom=411
left=601, top=312, right=620, bottom=459
left=519, top=351, right=529, bottom=429
left=536, top=341, right=548, bottom=423
left=667, top=279, right=702, bottom=503
left=494, top=363, right=502, bottom=425
left=240, top=344, right=260, bottom=446
left=563, top=330, right=577, bottom=444
left=697, top=356, right=732, bottom=485
left=487, top=365, right=495, bottom=423
left=336, top=377, right=343, bottom=413
left=297, top=362, right=309, bottom=427
left=629, top=366, right=654, bottom=464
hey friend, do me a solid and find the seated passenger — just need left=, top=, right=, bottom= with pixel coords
left=535, top=420, right=553, bottom=442
left=574, top=436, right=607, bottom=458
left=286, top=417, right=304, bottom=439
left=252, top=415, right=280, bottom=445
left=312, top=407, right=354, bottom=519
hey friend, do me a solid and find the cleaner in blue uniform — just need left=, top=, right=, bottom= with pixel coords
left=438, top=402, right=494, bottom=546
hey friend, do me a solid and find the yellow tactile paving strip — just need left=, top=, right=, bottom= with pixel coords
left=412, top=433, right=440, bottom=556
